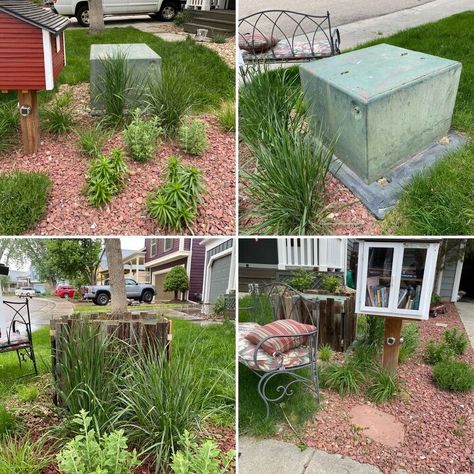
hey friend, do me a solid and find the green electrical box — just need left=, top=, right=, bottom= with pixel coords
left=300, top=44, right=461, bottom=184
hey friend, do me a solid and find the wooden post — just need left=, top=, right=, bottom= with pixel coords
left=382, top=316, right=403, bottom=372
left=18, top=90, right=40, bottom=154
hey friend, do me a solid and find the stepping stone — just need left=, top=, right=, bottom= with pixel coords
left=350, top=405, right=405, bottom=448
left=155, top=32, right=187, bottom=42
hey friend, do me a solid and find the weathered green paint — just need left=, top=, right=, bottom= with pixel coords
left=300, top=44, right=462, bottom=184
left=90, top=43, right=161, bottom=111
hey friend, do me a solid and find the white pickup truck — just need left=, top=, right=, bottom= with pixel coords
left=81, top=278, right=155, bottom=306
left=50, top=0, right=184, bottom=26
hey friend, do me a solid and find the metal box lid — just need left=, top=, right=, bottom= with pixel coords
left=90, top=43, right=161, bottom=61
left=300, top=43, right=461, bottom=103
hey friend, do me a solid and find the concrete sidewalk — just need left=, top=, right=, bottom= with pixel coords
left=456, top=299, right=474, bottom=348
left=239, top=437, right=382, bottom=474
left=339, top=0, right=473, bottom=50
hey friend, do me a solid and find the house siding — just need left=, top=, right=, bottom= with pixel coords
left=0, top=12, right=46, bottom=90
left=50, top=32, right=64, bottom=81
left=145, top=238, right=180, bottom=262
left=439, top=241, right=463, bottom=300
left=188, top=240, right=205, bottom=301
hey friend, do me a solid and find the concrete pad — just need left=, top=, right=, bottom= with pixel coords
left=456, top=300, right=474, bottom=349
left=155, top=32, right=187, bottom=42
left=239, top=437, right=314, bottom=474
left=305, top=450, right=382, bottom=474
left=330, top=130, right=467, bottom=219
left=349, top=405, right=405, bottom=448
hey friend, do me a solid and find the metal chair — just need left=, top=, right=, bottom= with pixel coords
left=0, top=298, right=38, bottom=376
left=238, top=282, right=320, bottom=418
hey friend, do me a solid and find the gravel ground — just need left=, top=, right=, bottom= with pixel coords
left=0, top=86, right=235, bottom=236
left=278, top=304, right=474, bottom=473
left=200, top=36, right=236, bottom=68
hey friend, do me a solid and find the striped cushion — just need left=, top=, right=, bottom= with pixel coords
left=244, top=319, right=316, bottom=356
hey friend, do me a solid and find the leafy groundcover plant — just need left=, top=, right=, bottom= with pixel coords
left=432, top=360, right=474, bottom=392
left=178, top=119, right=209, bottom=156
left=147, top=156, right=205, bottom=231
left=0, top=171, right=51, bottom=235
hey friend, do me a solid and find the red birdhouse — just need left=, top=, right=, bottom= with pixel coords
left=0, top=0, right=70, bottom=153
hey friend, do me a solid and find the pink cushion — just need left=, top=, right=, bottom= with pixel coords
left=244, top=319, right=316, bottom=356
left=239, top=32, right=278, bottom=53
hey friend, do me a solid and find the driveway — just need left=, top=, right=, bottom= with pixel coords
left=2, top=296, right=74, bottom=332
left=456, top=298, right=474, bottom=349
left=239, top=0, right=437, bottom=25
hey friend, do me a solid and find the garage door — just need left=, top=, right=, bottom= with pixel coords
left=209, top=255, right=231, bottom=303
left=154, top=272, right=174, bottom=301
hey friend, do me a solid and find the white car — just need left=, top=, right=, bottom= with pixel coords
left=51, top=0, right=184, bottom=27
left=15, top=287, right=35, bottom=298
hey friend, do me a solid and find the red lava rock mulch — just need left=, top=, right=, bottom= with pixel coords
left=282, top=304, right=474, bottom=473
left=0, top=114, right=235, bottom=236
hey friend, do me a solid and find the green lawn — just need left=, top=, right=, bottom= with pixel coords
left=0, top=26, right=234, bottom=109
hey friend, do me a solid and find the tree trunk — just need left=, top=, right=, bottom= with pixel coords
left=89, top=0, right=105, bottom=34
left=105, top=239, right=127, bottom=319
left=174, top=290, right=178, bottom=301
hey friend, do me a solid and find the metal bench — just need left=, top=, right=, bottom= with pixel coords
left=0, top=298, right=38, bottom=376
left=238, top=282, right=320, bottom=418
left=239, top=9, right=340, bottom=71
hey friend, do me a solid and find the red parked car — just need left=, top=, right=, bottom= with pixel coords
left=55, top=285, right=77, bottom=299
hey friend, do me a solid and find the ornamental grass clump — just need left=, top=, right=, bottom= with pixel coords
left=320, top=362, right=364, bottom=396
left=398, top=323, right=420, bottom=363
left=423, top=340, right=455, bottom=365
left=147, top=156, right=204, bottom=231
left=366, top=367, right=402, bottom=403
left=214, top=101, right=235, bottom=132
left=76, top=122, right=110, bottom=158
left=86, top=148, right=128, bottom=207
left=0, top=436, right=52, bottom=474
left=178, top=119, right=209, bottom=156
left=123, top=109, right=163, bottom=162
left=432, top=360, right=474, bottom=392
left=0, top=101, right=19, bottom=153
left=442, top=328, right=469, bottom=356
left=318, top=344, right=332, bottom=362
left=42, top=91, right=75, bottom=134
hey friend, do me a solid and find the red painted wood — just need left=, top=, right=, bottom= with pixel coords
left=0, top=12, right=46, bottom=90
left=50, top=32, right=65, bottom=81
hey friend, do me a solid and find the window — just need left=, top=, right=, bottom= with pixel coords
left=150, top=239, right=157, bottom=257
left=164, top=239, right=174, bottom=252
left=125, top=279, right=137, bottom=286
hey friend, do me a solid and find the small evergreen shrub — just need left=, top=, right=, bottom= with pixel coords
left=0, top=436, right=51, bottom=474
left=318, top=344, right=332, bottom=362
left=123, top=109, right=163, bottom=162
left=147, top=156, right=205, bottom=231
left=86, top=148, right=128, bottom=207
left=288, top=269, right=314, bottom=292
left=0, top=405, right=15, bottom=438
left=320, top=362, right=364, bottom=396
left=442, top=328, right=469, bottom=356
left=214, top=101, right=235, bottom=132
left=174, top=9, right=192, bottom=26
left=57, top=410, right=139, bottom=474
left=76, top=123, right=109, bottom=158
left=171, top=430, right=235, bottom=474
left=17, top=386, right=38, bottom=403
left=321, top=275, right=341, bottom=293
left=399, top=323, right=420, bottom=363
left=432, top=360, right=474, bottom=392
left=0, top=171, right=51, bottom=235
left=366, top=368, right=401, bottom=403
left=423, top=340, right=455, bottom=365
left=179, top=119, right=209, bottom=155
left=213, top=296, right=226, bottom=316
left=43, top=92, right=75, bottom=134
left=163, top=265, right=189, bottom=301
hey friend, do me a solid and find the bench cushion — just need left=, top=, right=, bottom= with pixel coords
left=241, top=39, right=333, bottom=61
left=0, top=333, right=29, bottom=350
left=239, top=32, right=278, bottom=53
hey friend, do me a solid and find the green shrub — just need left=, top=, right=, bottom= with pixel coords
left=214, top=101, right=235, bottom=132
left=17, top=386, right=38, bottom=403
left=0, top=405, right=15, bottom=438
left=57, top=410, right=139, bottom=474
left=76, top=123, right=110, bottom=158
left=442, top=328, right=469, bottom=356
left=288, top=269, right=314, bottom=292
left=0, top=436, right=51, bottom=474
left=42, top=92, right=75, bottom=134
left=423, top=340, right=455, bottom=365
left=431, top=293, right=441, bottom=304
left=357, top=315, right=385, bottom=349
left=118, top=345, right=219, bottom=471
left=174, top=9, right=192, bottom=27
left=123, top=109, right=163, bottom=162
left=318, top=344, right=332, bottom=362
left=0, top=171, right=51, bottom=235
left=432, top=360, right=474, bottom=392
left=86, top=148, right=128, bottom=207
left=147, top=65, right=197, bottom=136
left=171, top=430, right=235, bottom=474
left=350, top=343, right=379, bottom=372
left=213, top=296, right=226, bottom=315
left=211, top=33, right=227, bottom=44
left=0, top=101, right=19, bottom=154
left=163, top=265, right=189, bottom=300
left=399, top=323, right=420, bottom=363
left=147, top=156, right=204, bottom=231
left=366, top=368, right=401, bottom=403
left=178, top=119, right=209, bottom=155
left=320, top=362, right=364, bottom=396
left=321, top=275, right=341, bottom=293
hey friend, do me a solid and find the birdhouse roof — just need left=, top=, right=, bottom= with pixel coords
left=0, top=0, right=70, bottom=34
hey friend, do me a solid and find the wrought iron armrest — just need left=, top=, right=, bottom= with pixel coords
left=332, top=28, right=341, bottom=54
left=253, top=329, right=318, bottom=371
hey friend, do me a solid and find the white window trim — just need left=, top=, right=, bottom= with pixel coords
left=164, top=238, right=174, bottom=252
left=42, top=30, right=54, bottom=90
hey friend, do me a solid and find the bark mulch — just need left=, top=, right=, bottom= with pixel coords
left=280, top=304, right=474, bottom=473
left=0, top=114, right=235, bottom=236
